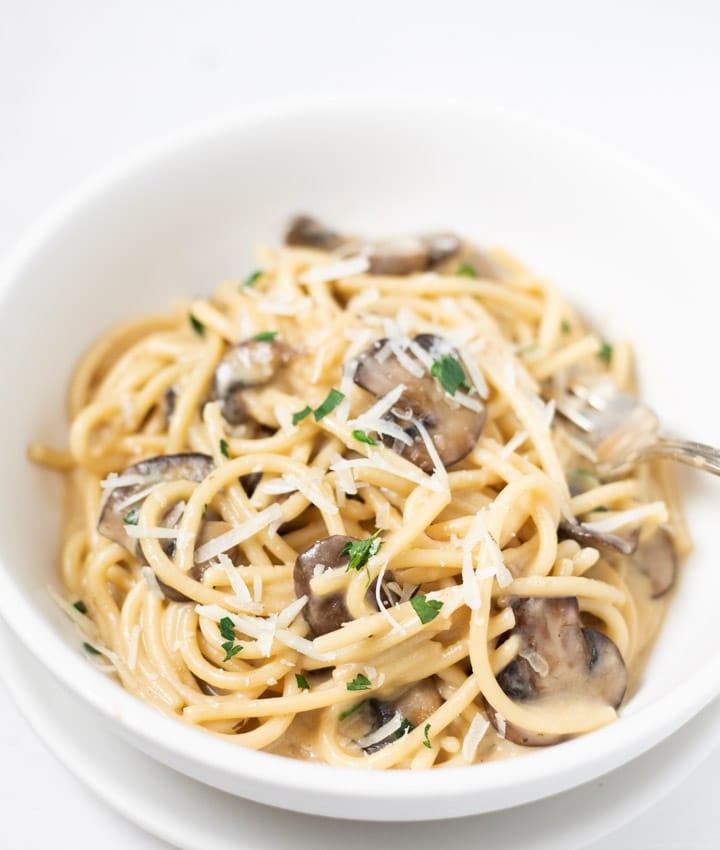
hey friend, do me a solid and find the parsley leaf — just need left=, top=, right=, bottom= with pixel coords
left=395, top=718, right=415, bottom=739
left=347, top=673, right=372, bottom=692
left=313, top=388, right=345, bottom=421
left=341, top=532, right=382, bottom=572
left=295, top=674, right=310, bottom=690
left=292, top=405, right=313, bottom=426
left=218, top=617, right=236, bottom=642
left=123, top=507, right=140, bottom=526
left=222, top=641, right=243, bottom=661
left=339, top=700, right=366, bottom=720
left=73, top=600, right=88, bottom=615
left=252, top=330, right=278, bottom=342
left=83, top=642, right=101, bottom=655
left=219, top=438, right=230, bottom=458
left=242, top=270, right=262, bottom=288
left=202, top=503, right=209, bottom=518
left=423, top=723, right=432, bottom=748
left=189, top=313, right=205, bottom=336
left=598, top=341, right=613, bottom=363
left=410, top=594, right=443, bottom=624
left=458, top=263, right=478, bottom=278
left=430, top=354, right=469, bottom=397
left=560, top=319, right=573, bottom=334
left=352, top=429, right=379, bottom=446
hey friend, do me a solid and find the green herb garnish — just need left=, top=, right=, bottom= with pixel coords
left=313, top=388, right=345, bottom=421
left=561, top=319, right=573, bottom=334
left=410, top=594, right=443, bottom=625
left=252, top=330, right=278, bottom=342
left=598, top=340, right=613, bottom=364
left=123, top=507, right=140, bottom=526
left=430, top=354, right=469, bottom=397
left=189, top=313, right=205, bottom=336
left=423, top=723, right=432, bottom=748
left=242, top=270, right=262, bottom=288
left=292, top=406, right=313, bottom=426
left=296, top=674, right=310, bottom=690
left=347, top=673, right=372, bottom=692
left=73, top=600, right=88, bottom=615
left=219, top=438, right=230, bottom=458
left=83, top=642, right=101, bottom=655
left=218, top=617, right=242, bottom=662
left=342, top=532, right=382, bottom=573
left=458, top=263, right=478, bottom=278
left=395, top=718, right=415, bottom=739
left=202, top=503, right=209, bottom=518
left=352, top=429, right=379, bottom=446
left=339, top=700, right=366, bottom=720
left=219, top=617, right=236, bottom=641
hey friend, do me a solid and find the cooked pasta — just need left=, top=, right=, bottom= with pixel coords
left=31, top=216, right=689, bottom=767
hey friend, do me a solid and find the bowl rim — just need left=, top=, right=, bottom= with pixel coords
left=1, top=94, right=720, bottom=817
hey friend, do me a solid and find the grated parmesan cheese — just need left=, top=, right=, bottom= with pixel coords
left=194, top=503, right=283, bottom=563
left=299, top=255, right=369, bottom=284
left=501, top=430, right=529, bottom=458
left=413, top=418, right=449, bottom=490
left=356, top=712, right=406, bottom=749
left=277, top=595, right=308, bottom=629
left=584, top=501, right=668, bottom=533
left=126, top=525, right=181, bottom=540
left=462, top=713, right=490, bottom=762
left=140, top=566, right=165, bottom=600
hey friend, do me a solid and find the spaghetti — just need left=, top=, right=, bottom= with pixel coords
left=31, top=217, right=689, bottom=767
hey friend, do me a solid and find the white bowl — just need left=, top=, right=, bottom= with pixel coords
left=0, top=99, right=719, bottom=821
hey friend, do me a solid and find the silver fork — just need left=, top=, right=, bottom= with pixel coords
left=554, top=376, right=720, bottom=479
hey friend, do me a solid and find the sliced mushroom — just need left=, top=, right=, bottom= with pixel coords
left=422, top=232, right=462, bottom=267
left=212, top=338, right=292, bottom=426
left=351, top=679, right=443, bottom=754
left=285, top=215, right=344, bottom=251
left=630, top=527, right=678, bottom=598
left=487, top=596, right=628, bottom=746
left=98, top=453, right=213, bottom=552
left=353, top=333, right=486, bottom=472
left=137, top=520, right=240, bottom=603
left=558, top=519, right=639, bottom=556
left=363, top=237, right=431, bottom=276
left=293, top=535, right=393, bottom=637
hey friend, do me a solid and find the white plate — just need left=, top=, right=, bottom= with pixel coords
left=2, top=615, right=719, bottom=850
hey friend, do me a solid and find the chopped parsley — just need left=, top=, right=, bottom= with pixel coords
left=292, top=405, right=313, bottom=425
left=423, top=723, right=432, bottom=748
left=242, top=270, right=262, bottom=288
left=598, top=340, right=614, bottom=364
left=295, top=674, right=310, bottom=690
left=430, top=354, right=469, bottom=397
left=594, top=505, right=609, bottom=513
left=339, top=700, right=366, bottom=720
left=218, top=617, right=242, bottom=662
left=73, top=600, right=88, bottom=615
left=123, top=507, right=140, bottom=526
left=342, top=532, right=382, bottom=573
left=219, top=617, right=236, bottom=641
left=83, top=642, right=101, bottom=655
left=352, top=429, right=379, bottom=446
left=202, top=503, right=209, bottom=518
left=219, top=438, right=230, bottom=458
left=252, top=330, right=278, bottom=342
left=560, top=319, right=573, bottom=334
left=313, top=388, right=345, bottom=421
left=410, top=594, right=444, bottom=625
left=395, top=718, right=415, bottom=739
left=189, top=313, right=205, bottom=336
left=457, top=262, right=478, bottom=278
left=347, top=673, right=372, bottom=691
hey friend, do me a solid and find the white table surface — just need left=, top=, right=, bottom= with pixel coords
left=1, top=2, right=719, bottom=847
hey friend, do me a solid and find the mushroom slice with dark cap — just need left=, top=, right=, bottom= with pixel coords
left=558, top=519, right=639, bottom=556
left=285, top=214, right=345, bottom=251
left=629, top=527, right=678, bottom=598
left=486, top=596, right=628, bottom=746
left=359, top=680, right=443, bottom=754
left=212, top=338, right=292, bottom=426
left=353, top=333, right=486, bottom=472
left=98, top=453, right=213, bottom=552
left=293, top=535, right=394, bottom=637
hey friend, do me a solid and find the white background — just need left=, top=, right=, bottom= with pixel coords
left=1, top=1, right=719, bottom=847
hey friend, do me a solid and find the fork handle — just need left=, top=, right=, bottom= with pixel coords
left=634, top=437, right=720, bottom=477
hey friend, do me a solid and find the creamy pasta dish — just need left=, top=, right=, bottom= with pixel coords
left=32, top=216, right=689, bottom=768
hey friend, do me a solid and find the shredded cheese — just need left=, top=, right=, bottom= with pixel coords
left=194, top=504, right=283, bottom=563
